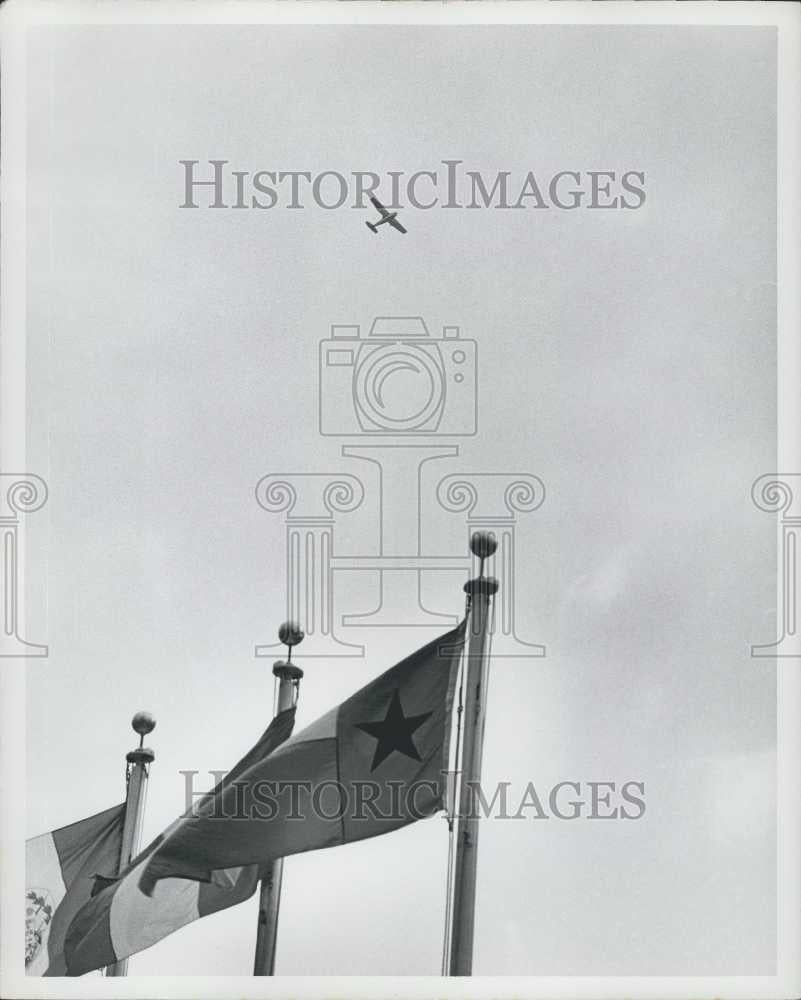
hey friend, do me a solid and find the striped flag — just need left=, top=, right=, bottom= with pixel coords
left=26, top=803, right=125, bottom=975
left=64, top=706, right=296, bottom=976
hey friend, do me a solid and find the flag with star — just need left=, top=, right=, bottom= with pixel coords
left=112, top=622, right=464, bottom=900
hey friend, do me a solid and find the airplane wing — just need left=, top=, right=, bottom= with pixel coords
left=370, top=195, right=390, bottom=217
left=389, top=217, right=407, bottom=234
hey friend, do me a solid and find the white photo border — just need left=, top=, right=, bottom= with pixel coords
left=1, top=2, right=798, bottom=998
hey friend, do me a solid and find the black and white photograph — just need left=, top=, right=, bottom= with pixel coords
left=1, top=2, right=799, bottom=998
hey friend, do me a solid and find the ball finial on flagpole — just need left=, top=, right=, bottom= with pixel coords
left=278, top=621, right=304, bottom=648
left=274, top=622, right=305, bottom=680
left=465, top=531, right=499, bottom=597
left=470, top=530, right=497, bottom=560
left=131, top=711, right=156, bottom=736
left=128, top=711, right=157, bottom=761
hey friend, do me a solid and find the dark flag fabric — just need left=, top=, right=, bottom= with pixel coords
left=63, top=706, right=296, bottom=976
left=26, top=803, right=125, bottom=976
left=65, top=623, right=465, bottom=974
left=142, top=622, right=465, bottom=883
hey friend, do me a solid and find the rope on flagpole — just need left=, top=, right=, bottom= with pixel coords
left=441, top=659, right=464, bottom=974
left=441, top=598, right=470, bottom=975
left=441, top=826, right=455, bottom=976
left=480, top=590, right=497, bottom=742
left=133, top=763, right=151, bottom=886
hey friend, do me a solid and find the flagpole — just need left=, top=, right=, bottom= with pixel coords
left=448, top=531, right=498, bottom=976
left=106, top=711, right=156, bottom=977
left=253, top=621, right=304, bottom=976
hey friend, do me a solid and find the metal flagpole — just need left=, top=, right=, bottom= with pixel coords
left=447, top=531, right=498, bottom=976
left=253, top=621, right=304, bottom=976
left=106, top=711, right=156, bottom=977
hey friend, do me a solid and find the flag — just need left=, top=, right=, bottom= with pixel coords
left=66, top=623, right=465, bottom=974
left=63, top=706, right=296, bottom=976
left=26, top=803, right=125, bottom=975
left=141, top=622, right=465, bottom=886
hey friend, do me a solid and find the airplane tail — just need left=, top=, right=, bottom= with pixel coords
left=365, top=221, right=378, bottom=234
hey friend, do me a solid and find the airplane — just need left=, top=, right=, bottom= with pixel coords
left=366, top=195, right=407, bottom=234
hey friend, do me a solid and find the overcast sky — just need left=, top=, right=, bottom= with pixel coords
left=24, top=24, right=776, bottom=976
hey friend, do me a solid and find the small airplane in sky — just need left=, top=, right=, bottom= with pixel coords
left=366, top=196, right=407, bottom=234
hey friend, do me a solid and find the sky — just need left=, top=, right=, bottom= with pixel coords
left=23, top=23, right=776, bottom=977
